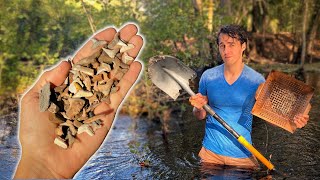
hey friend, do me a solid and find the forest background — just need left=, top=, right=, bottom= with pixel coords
left=0, top=0, right=319, bottom=120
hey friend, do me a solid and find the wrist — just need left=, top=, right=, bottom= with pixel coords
left=14, top=154, right=60, bottom=179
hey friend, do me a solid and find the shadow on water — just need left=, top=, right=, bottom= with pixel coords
left=0, top=72, right=319, bottom=179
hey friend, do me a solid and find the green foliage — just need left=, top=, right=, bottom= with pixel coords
left=0, top=0, right=317, bottom=107
left=141, top=0, right=210, bottom=67
left=128, top=140, right=151, bottom=166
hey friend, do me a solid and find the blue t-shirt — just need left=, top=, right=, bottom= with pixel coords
left=199, top=64, right=265, bottom=158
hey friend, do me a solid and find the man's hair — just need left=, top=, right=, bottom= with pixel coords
left=216, top=25, right=248, bottom=45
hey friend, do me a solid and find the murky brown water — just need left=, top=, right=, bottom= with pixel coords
left=0, top=72, right=319, bottom=179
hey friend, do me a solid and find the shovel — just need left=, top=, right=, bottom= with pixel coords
left=148, top=55, right=276, bottom=171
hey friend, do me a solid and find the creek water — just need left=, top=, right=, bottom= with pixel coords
left=0, top=72, right=319, bottom=179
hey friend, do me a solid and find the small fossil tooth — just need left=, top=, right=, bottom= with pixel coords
left=109, top=68, right=122, bottom=80
left=95, top=119, right=103, bottom=125
left=121, top=52, right=134, bottom=65
left=81, top=109, right=88, bottom=118
left=110, top=86, right=120, bottom=94
left=54, top=84, right=67, bottom=94
left=77, top=124, right=94, bottom=136
left=73, top=90, right=93, bottom=98
left=87, top=93, right=98, bottom=105
left=64, top=76, right=69, bottom=85
left=91, top=38, right=107, bottom=49
left=120, top=43, right=134, bottom=53
left=72, top=65, right=95, bottom=77
left=98, top=52, right=114, bottom=64
left=92, top=74, right=103, bottom=82
left=98, top=80, right=114, bottom=96
left=119, top=61, right=129, bottom=69
left=66, top=98, right=85, bottom=118
left=76, top=56, right=97, bottom=66
left=55, top=126, right=64, bottom=136
left=100, top=72, right=110, bottom=82
left=102, top=48, right=118, bottom=59
left=48, top=102, right=60, bottom=113
left=82, top=75, right=92, bottom=91
left=86, top=102, right=100, bottom=112
left=61, top=112, right=71, bottom=120
left=67, top=130, right=75, bottom=148
left=113, top=39, right=128, bottom=50
left=113, top=57, right=121, bottom=69
left=39, top=82, right=51, bottom=112
left=49, top=114, right=65, bottom=124
left=83, top=114, right=105, bottom=124
left=69, top=125, right=77, bottom=136
left=66, top=130, right=75, bottom=148
left=60, top=120, right=77, bottom=136
left=69, top=70, right=79, bottom=79
left=54, top=137, right=68, bottom=149
left=73, top=119, right=83, bottom=128
left=120, top=68, right=129, bottom=74
left=97, top=63, right=111, bottom=75
left=101, top=96, right=111, bottom=104
left=58, top=87, right=70, bottom=100
left=107, top=32, right=120, bottom=49
left=91, top=61, right=100, bottom=69
left=69, top=81, right=82, bottom=94
left=113, top=70, right=124, bottom=80
left=90, top=121, right=102, bottom=131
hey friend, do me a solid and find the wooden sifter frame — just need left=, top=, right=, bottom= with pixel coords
left=252, top=70, right=314, bottom=133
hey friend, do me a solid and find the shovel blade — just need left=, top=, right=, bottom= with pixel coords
left=148, top=55, right=196, bottom=100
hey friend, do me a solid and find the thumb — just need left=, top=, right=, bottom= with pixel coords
left=29, top=60, right=71, bottom=94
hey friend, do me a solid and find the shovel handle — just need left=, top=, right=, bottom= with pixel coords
left=238, top=136, right=275, bottom=170
left=203, top=104, right=275, bottom=170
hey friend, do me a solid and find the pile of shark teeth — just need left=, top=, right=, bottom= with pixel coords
left=39, top=32, right=135, bottom=149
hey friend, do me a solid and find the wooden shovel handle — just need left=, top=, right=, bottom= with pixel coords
left=238, top=136, right=275, bottom=170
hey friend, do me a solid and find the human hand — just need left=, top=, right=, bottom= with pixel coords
left=293, top=114, right=309, bottom=128
left=14, top=24, right=143, bottom=179
left=189, top=93, right=208, bottom=110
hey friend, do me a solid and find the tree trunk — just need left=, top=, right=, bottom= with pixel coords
left=81, top=0, right=96, bottom=34
left=251, top=0, right=259, bottom=33
left=307, top=3, right=320, bottom=63
left=300, top=0, right=308, bottom=68
left=220, top=0, right=232, bottom=16
left=192, top=0, right=202, bottom=16
left=207, top=0, right=214, bottom=33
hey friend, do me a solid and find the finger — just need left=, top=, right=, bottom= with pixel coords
left=28, top=61, right=71, bottom=94
left=110, top=61, right=142, bottom=108
left=127, top=35, right=144, bottom=58
left=93, top=102, right=115, bottom=130
left=119, top=24, right=138, bottom=43
left=302, top=114, right=309, bottom=120
left=73, top=28, right=117, bottom=63
left=295, top=120, right=304, bottom=128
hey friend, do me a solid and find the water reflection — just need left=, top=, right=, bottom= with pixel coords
left=0, top=72, right=319, bottom=179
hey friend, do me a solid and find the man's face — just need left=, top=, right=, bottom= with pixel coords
left=218, top=33, right=246, bottom=66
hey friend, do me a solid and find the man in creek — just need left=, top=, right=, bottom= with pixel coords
left=189, top=24, right=309, bottom=169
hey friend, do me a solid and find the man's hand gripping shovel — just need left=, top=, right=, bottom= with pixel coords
left=148, top=55, right=279, bottom=174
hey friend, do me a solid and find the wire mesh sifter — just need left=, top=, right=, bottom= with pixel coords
left=252, top=70, right=314, bottom=133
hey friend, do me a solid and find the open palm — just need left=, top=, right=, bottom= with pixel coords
left=15, top=24, right=143, bottom=178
